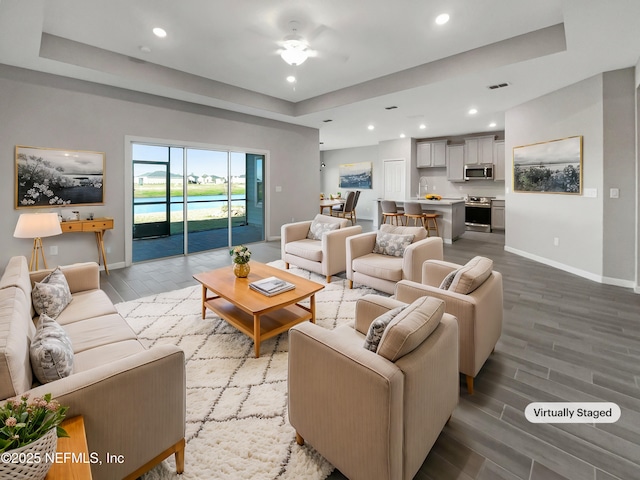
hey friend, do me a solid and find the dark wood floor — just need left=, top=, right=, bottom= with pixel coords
left=101, top=222, right=640, bottom=480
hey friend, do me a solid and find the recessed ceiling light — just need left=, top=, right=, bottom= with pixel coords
left=367, top=125, right=375, bottom=131
left=400, top=133, right=406, bottom=138
left=153, top=27, right=167, bottom=38
left=286, top=75, right=296, bottom=83
left=468, top=108, right=478, bottom=115
left=489, top=122, right=497, bottom=128
left=435, top=14, right=450, bottom=25
left=139, top=45, right=151, bottom=53
left=419, top=124, right=427, bottom=129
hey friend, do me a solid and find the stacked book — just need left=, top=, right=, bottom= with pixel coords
left=249, top=276, right=295, bottom=297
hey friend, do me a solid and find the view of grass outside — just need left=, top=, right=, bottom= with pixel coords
left=134, top=183, right=248, bottom=234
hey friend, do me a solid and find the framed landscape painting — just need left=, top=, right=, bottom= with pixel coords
left=15, top=145, right=105, bottom=208
left=338, top=162, right=372, bottom=189
left=513, top=136, right=582, bottom=194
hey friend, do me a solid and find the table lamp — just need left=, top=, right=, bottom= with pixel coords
left=13, top=212, right=63, bottom=271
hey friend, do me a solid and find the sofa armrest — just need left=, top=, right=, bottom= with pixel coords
left=30, top=262, right=100, bottom=293
left=28, top=344, right=186, bottom=480
left=322, top=225, right=362, bottom=276
left=354, top=294, right=408, bottom=335
left=281, top=221, right=313, bottom=257
left=345, top=232, right=377, bottom=280
left=402, top=237, right=444, bottom=283
left=288, top=322, right=403, bottom=480
left=421, top=259, right=461, bottom=287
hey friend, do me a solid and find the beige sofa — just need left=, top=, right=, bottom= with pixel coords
left=282, top=214, right=362, bottom=282
left=0, top=256, right=186, bottom=480
left=395, top=257, right=503, bottom=394
left=346, top=224, right=444, bottom=294
left=289, top=294, right=459, bottom=480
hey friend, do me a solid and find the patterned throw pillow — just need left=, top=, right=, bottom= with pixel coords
left=307, top=220, right=340, bottom=241
left=439, top=269, right=459, bottom=290
left=32, top=267, right=72, bottom=318
left=372, top=232, right=415, bottom=257
left=29, top=313, right=74, bottom=384
left=363, top=306, right=407, bottom=352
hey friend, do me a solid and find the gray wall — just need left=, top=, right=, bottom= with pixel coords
left=505, top=69, right=637, bottom=286
left=0, top=65, right=319, bottom=270
left=321, top=145, right=379, bottom=220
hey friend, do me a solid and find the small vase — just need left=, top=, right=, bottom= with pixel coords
left=234, top=262, right=250, bottom=278
left=0, top=427, right=58, bottom=479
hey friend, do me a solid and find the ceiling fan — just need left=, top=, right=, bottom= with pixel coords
left=278, top=21, right=316, bottom=66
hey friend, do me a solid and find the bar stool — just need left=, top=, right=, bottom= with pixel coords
left=424, top=213, right=440, bottom=237
left=403, top=202, right=426, bottom=227
left=380, top=200, right=404, bottom=225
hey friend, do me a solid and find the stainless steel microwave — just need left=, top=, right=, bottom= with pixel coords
left=464, top=164, right=494, bottom=180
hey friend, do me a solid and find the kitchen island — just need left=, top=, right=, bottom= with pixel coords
left=374, top=198, right=466, bottom=244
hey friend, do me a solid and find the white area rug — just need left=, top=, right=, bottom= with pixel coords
left=115, top=261, right=380, bottom=480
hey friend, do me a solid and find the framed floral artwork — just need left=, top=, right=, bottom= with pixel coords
left=15, top=145, right=105, bottom=208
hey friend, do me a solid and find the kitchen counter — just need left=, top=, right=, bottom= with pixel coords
left=374, top=198, right=466, bottom=243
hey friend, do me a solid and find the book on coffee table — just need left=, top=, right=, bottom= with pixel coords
left=249, top=276, right=295, bottom=297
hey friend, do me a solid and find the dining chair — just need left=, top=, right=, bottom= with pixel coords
left=333, top=191, right=357, bottom=225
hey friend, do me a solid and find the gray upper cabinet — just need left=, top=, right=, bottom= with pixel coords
left=446, top=145, right=465, bottom=182
left=417, top=140, right=448, bottom=168
left=493, top=140, right=505, bottom=181
left=464, top=135, right=495, bottom=165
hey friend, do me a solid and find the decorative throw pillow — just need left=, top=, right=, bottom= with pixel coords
left=32, top=267, right=72, bottom=318
left=307, top=220, right=340, bottom=241
left=439, top=269, right=459, bottom=290
left=372, top=232, right=415, bottom=257
left=29, top=313, right=74, bottom=384
left=363, top=306, right=407, bottom=352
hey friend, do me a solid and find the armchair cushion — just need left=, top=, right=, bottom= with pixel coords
left=379, top=224, right=428, bottom=243
left=352, top=254, right=403, bottom=282
left=378, top=296, right=445, bottom=362
left=307, top=219, right=340, bottom=240
left=363, top=305, right=406, bottom=352
left=31, top=267, right=73, bottom=318
left=449, top=256, right=493, bottom=294
left=284, top=239, right=323, bottom=262
left=30, top=313, right=74, bottom=384
left=372, top=232, right=414, bottom=257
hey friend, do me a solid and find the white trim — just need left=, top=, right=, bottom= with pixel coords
left=505, top=246, right=637, bottom=290
left=124, top=135, right=270, bottom=266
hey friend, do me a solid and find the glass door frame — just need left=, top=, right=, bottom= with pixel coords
left=124, top=135, right=270, bottom=267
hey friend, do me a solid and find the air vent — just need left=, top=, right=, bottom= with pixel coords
left=323, top=119, right=333, bottom=123
left=385, top=106, right=398, bottom=110
left=487, top=82, right=511, bottom=90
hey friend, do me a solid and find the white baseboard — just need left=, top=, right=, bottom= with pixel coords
left=103, top=261, right=126, bottom=271
left=504, top=246, right=637, bottom=290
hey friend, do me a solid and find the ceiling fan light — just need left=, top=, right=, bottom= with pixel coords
left=281, top=47, right=309, bottom=66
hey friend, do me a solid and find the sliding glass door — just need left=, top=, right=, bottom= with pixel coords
left=132, top=142, right=264, bottom=262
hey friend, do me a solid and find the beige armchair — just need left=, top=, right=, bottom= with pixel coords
left=288, top=294, right=459, bottom=480
left=346, top=224, right=444, bottom=294
left=282, top=214, right=362, bottom=283
left=395, top=257, right=503, bottom=394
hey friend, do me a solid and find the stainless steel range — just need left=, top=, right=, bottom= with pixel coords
left=465, top=196, right=494, bottom=232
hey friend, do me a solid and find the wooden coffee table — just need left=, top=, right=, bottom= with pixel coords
left=193, top=262, right=324, bottom=357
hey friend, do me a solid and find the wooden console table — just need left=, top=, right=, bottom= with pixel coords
left=60, top=217, right=113, bottom=274
left=45, top=415, right=93, bottom=479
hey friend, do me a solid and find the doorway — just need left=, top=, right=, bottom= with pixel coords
left=131, top=143, right=265, bottom=262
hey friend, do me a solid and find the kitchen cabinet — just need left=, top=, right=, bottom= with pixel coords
left=493, top=140, right=505, bottom=181
left=417, top=140, right=448, bottom=168
left=446, top=144, right=465, bottom=182
left=491, top=199, right=505, bottom=230
left=464, top=135, right=495, bottom=165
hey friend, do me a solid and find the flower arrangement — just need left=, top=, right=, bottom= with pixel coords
left=0, top=393, right=69, bottom=452
left=229, top=245, right=251, bottom=265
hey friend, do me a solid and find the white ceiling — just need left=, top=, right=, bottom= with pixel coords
left=1, top=0, right=639, bottom=151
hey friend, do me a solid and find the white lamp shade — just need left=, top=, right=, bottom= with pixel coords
left=14, top=213, right=62, bottom=239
